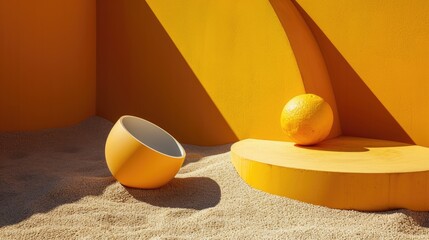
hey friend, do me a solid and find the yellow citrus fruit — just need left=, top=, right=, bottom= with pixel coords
left=281, top=94, right=333, bottom=145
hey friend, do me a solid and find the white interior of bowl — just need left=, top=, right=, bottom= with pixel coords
left=121, top=116, right=185, bottom=158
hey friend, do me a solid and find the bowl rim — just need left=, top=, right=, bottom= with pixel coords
left=118, top=115, right=186, bottom=159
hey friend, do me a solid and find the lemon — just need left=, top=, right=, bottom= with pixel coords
left=281, top=94, right=333, bottom=145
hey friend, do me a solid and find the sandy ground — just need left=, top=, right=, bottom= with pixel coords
left=1, top=116, right=429, bottom=239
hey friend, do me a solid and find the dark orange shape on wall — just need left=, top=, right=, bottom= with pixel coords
left=269, top=0, right=342, bottom=140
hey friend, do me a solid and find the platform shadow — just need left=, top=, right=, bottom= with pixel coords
left=291, top=1, right=414, bottom=145
left=295, top=136, right=411, bottom=152
left=125, top=177, right=221, bottom=210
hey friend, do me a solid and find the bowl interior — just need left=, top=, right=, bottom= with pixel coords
left=121, top=116, right=184, bottom=158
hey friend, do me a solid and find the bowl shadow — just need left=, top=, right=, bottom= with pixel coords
left=125, top=177, right=221, bottom=210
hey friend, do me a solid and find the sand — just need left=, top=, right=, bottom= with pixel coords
left=1, top=117, right=429, bottom=239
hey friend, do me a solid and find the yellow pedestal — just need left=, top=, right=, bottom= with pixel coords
left=231, top=137, right=429, bottom=211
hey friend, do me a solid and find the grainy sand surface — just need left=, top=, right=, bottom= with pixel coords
left=1, top=117, right=429, bottom=239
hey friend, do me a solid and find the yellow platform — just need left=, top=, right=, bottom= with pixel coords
left=231, top=137, right=429, bottom=211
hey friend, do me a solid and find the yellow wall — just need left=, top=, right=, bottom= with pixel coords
left=295, top=0, right=429, bottom=146
left=0, top=0, right=96, bottom=131
left=97, top=0, right=318, bottom=145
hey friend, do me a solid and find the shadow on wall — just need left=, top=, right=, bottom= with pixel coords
left=96, top=0, right=238, bottom=145
left=275, top=0, right=414, bottom=144
left=0, top=0, right=96, bottom=131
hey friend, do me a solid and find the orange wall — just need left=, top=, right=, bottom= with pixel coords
left=0, top=0, right=96, bottom=131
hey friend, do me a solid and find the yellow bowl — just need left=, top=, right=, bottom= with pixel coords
left=105, top=115, right=186, bottom=188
